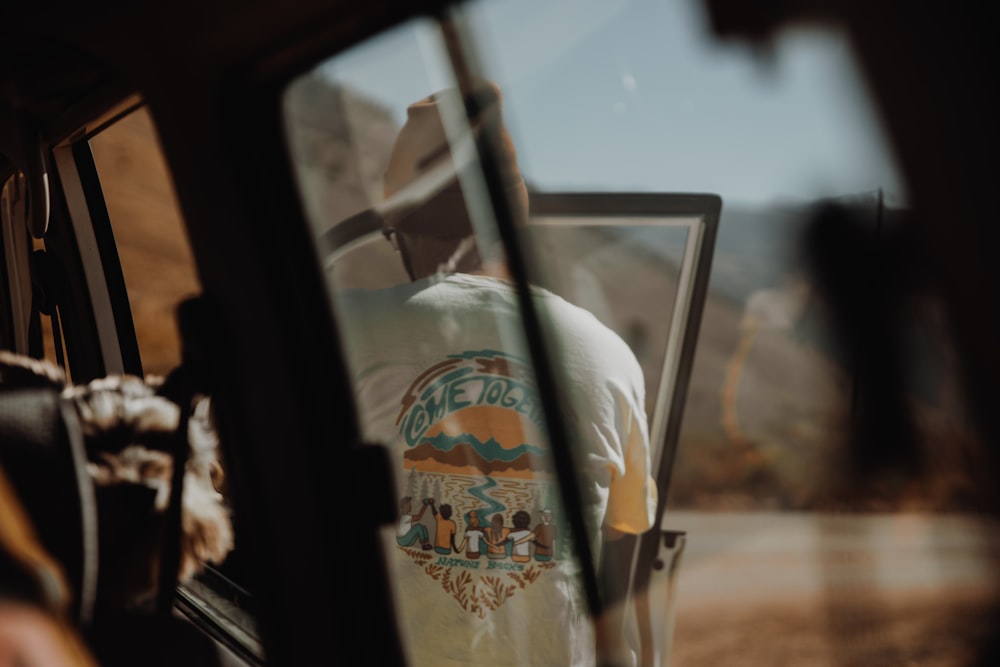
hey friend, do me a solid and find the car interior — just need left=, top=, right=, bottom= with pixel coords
left=3, top=0, right=1000, bottom=666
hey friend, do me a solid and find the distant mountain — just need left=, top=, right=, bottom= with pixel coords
left=604, top=192, right=890, bottom=307
left=284, top=74, right=399, bottom=235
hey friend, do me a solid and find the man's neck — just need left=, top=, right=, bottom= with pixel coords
left=468, top=260, right=511, bottom=280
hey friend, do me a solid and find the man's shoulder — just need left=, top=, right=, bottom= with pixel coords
left=539, top=292, right=641, bottom=362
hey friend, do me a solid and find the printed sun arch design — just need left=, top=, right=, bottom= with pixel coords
left=394, top=350, right=565, bottom=616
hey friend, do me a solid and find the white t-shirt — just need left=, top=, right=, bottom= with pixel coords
left=508, top=529, right=533, bottom=560
left=464, top=527, right=484, bottom=554
left=336, top=273, right=655, bottom=667
left=398, top=514, right=413, bottom=538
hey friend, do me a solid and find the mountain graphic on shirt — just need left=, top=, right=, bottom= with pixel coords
left=404, top=431, right=550, bottom=478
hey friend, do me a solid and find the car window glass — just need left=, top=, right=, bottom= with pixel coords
left=281, top=17, right=645, bottom=666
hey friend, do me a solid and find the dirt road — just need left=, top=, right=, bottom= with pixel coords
left=656, top=511, right=1000, bottom=666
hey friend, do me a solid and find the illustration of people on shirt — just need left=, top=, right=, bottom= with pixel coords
left=396, top=496, right=432, bottom=550
left=429, top=499, right=458, bottom=554
left=484, top=513, right=511, bottom=560
left=532, top=508, right=556, bottom=562
left=454, top=510, right=486, bottom=559
left=507, top=510, right=536, bottom=563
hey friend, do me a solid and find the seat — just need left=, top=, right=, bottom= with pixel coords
left=0, top=383, right=97, bottom=624
left=1, top=353, right=228, bottom=667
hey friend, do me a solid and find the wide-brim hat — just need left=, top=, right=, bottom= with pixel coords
left=378, top=80, right=528, bottom=238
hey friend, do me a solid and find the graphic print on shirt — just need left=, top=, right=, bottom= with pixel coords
left=394, top=350, right=564, bottom=618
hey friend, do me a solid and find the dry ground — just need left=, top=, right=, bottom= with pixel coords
left=674, top=589, right=999, bottom=667
left=660, top=511, right=1000, bottom=666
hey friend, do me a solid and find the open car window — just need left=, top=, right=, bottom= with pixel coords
left=278, top=1, right=990, bottom=666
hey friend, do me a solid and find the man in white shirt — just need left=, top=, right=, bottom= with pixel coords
left=334, top=81, right=656, bottom=667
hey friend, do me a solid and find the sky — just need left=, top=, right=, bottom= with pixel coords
left=318, top=0, right=906, bottom=208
